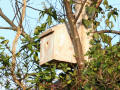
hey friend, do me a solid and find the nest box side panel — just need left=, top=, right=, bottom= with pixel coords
left=40, top=33, right=54, bottom=65
left=53, top=24, right=76, bottom=63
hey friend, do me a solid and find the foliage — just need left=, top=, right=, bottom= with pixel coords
left=83, top=34, right=120, bottom=89
left=0, top=0, right=120, bottom=89
left=81, top=0, right=120, bottom=89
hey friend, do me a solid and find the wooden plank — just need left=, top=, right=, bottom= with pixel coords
left=38, top=29, right=54, bottom=39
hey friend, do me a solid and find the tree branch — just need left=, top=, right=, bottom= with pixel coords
left=75, top=0, right=87, bottom=23
left=94, top=30, right=120, bottom=35
left=96, top=0, right=103, bottom=8
left=75, top=0, right=103, bottom=23
left=63, top=0, right=84, bottom=74
left=0, top=27, right=16, bottom=30
left=0, top=8, right=17, bottom=29
left=0, top=8, right=30, bottom=39
left=11, top=0, right=27, bottom=89
left=18, top=1, right=42, bottom=11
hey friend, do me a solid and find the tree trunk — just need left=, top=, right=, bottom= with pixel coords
left=63, top=1, right=93, bottom=86
left=64, top=0, right=84, bottom=71
left=75, top=0, right=93, bottom=61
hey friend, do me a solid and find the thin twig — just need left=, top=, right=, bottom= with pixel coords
left=18, top=1, right=42, bottom=11
left=96, top=0, right=103, bottom=8
left=0, top=8, right=17, bottom=28
left=75, top=0, right=87, bottom=23
left=5, top=44, right=12, bottom=54
left=94, top=30, right=120, bottom=35
left=0, top=27, right=16, bottom=30
left=0, top=8, right=31, bottom=38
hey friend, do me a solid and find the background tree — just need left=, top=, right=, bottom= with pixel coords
left=0, top=0, right=120, bottom=89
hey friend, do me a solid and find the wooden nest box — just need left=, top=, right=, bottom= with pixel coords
left=39, top=24, right=77, bottom=65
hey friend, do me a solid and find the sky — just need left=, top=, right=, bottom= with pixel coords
left=0, top=0, right=120, bottom=89
left=0, top=0, right=41, bottom=45
left=98, top=0, right=120, bottom=44
left=0, top=0, right=120, bottom=46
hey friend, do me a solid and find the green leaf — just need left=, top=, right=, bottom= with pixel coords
left=107, top=68, right=113, bottom=74
left=39, top=11, right=45, bottom=20
left=52, top=10, right=57, bottom=20
left=108, top=12, right=112, bottom=19
left=113, top=10, right=118, bottom=16
left=110, top=21, right=114, bottom=28
left=33, top=52, right=39, bottom=61
left=113, top=15, right=117, bottom=21
left=34, top=26, right=41, bottom=35
left=100, top=33, right=112, bottom=45
left=103, top=0, right=108, bottom=7
left=47, top=15, right=52, bottom=26
left=1, top=40, right=9, bottom=44
left=117, top=53, right=120, bottom=57
left=28, top=44, right=32, bottom=50
left=86, top=6, right=96, bottom=18
left=105, top=19, right=109, bottom=26
left=5, top=80, right=10, bottom=89
left=93, top=33, right=99, bottom=39
left=0, top=66, right=6, bottom=69
left=67, top=80, right=72, bottom=84
left=117, top=65, right=120, bottom=70
left=34, top=23, right=46, bottom=35
left=70, top=0, right=74, bottom=4
left=0, top=37, right=5, bottom=40
left=93, top=21, right=100, bottom=29
left=93, top=68, right=97, bottom=71
left=82, top=19, right=92, bottom=28
left=59, top=19, right=65, bottom=23
left=66, top=67, right=71, bottom=70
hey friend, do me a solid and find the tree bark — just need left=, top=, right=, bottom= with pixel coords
left=74, top=0, right=103, bottom=61
left=63, top=0, right=84, bottom=71
left=74, top=0, right=93, bottom=61
left=11, top=0, right=27, bottom=89
left=64, top=0, right=103, bottom=84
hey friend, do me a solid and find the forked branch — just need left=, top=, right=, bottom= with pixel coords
left=75, top=0, right=103, bottom=23
left=75, top=0, right=87, bottom=23
left=11, top=0, right=27, bottom=89
left=63, top=0, right=85, bottom=82
left=0, top=8, right=30, bottom=38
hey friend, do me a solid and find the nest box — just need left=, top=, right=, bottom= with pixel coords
left=39, top=24, right=77, bottom=65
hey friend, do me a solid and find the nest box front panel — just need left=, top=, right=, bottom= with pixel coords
left=40, top=33, right=54, bottom=65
